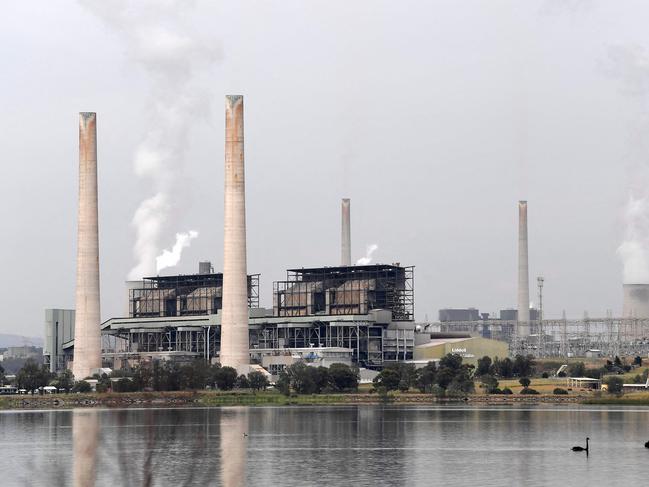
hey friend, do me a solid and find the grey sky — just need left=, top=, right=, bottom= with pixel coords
left=1, top=0, right=646, bottom=336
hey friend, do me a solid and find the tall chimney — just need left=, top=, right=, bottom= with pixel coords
left=220, top=95, right=249, bottom=372
left=341, top=198, right=351, bottom=266
left=517, top=200, right=530, bottom=337
left=73, top=112, right=101, bottom=379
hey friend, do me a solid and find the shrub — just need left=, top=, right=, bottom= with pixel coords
left=72, top=380, right=92, bottom=393
left=248, top=371, right=270, bottom=391
left=553, top=388, right=568, bottom=395
left=520, top=388, right=539, bottom=395
left=604, top=376, right=624, bottom=394
left=541, top=372, right=549, bottom=379
left=235, top=374, right=250, bottom=389
left=519, top=377, right=531, bottom=388
left=501, top=387, right=513, bottom=395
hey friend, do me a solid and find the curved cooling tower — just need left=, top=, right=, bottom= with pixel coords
left=623, top=284, right=649, bottom=318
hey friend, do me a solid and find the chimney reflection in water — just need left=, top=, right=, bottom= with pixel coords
left=72, top=409, right=100, bottom=487
left=220, top=409, right=249, bottom=487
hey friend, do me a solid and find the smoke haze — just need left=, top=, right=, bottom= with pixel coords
left=607, top=45, right=649, bottom=283
left=79, top=0, right=220, bottom=280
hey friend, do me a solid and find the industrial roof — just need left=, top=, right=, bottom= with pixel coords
left=287, top=264, right=411, bottom=273
left=416, top=337, right=473, bottom=348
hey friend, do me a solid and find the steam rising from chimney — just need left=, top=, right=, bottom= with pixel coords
left=605, top=45, right=649, bottom=284
left=357, top=244, right=378, bottom=265
left=80, top=1, right=220, bottom=280
left=156, top=230, right=199, bottom=274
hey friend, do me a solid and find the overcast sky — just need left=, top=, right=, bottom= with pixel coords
left=2, top=0, right=649, bottom=337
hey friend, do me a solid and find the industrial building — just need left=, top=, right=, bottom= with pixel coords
left=94, top=262, right=416, bottom=371
left=44, top=309, right=75, bottom=373
left=414, top=334, right=509, bottom=365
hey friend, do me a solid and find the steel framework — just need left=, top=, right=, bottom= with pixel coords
left=436, top=317, right=649, bottom=357
left=273, top=265, right=414, bottom=320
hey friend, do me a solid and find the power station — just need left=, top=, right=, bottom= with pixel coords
left=46, top=100, right=649, bottom=377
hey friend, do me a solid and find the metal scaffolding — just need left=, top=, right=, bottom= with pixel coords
left=273, top=264, right=414, bottom=320
left=129, top=273, right=260, bottom=318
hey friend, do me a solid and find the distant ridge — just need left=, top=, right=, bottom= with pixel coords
left=0, top=334, right=44, bottom=348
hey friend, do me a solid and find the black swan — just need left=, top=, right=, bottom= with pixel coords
left=572, top=437, right=589, bottom=452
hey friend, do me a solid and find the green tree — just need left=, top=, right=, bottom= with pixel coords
left=604, top=376, right=624, bottom=394
left=480, top=374, right=499, bottom=393
left=634, top=356, right=643, bottom=366
left=276, top=370, right=291, bottom=395
left=328, top=363, right=359, bottom=391
left=415, top=362, right=438, bottom=393
left=214, top=366, right=238, bottom=391
left=439, top=354, right=463, bottom=371
left=132, top=363, right=152, bottom=391
left=519, top=377, right=531, bottom=388
left=113, top=377, right=136, bottom=392
left=493, top=357, right=514, bottom=378
left=0, top=363, right=5, bottom=385
left=567, top=362, right=586, bottom=377
left=72, top=380, right=92, bottom=393
left=476, top=356, right=493, bottom=377
left=513, top=355, right=535, bottom=377
left=235, top=374, right=250, bottom=389
left=95, top=373, right=111, bottom=393
left=53, top=370, right=74, bottom=392
left=248, top=371, right=270, bottom=391
left=373, top=368, right=401, bottom=392
left=313, top=367, right=332, bottom=392
left=16, top=359, right=52, bottom=392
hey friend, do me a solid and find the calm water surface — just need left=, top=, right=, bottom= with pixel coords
left=1, top=405, right=648, bottom=486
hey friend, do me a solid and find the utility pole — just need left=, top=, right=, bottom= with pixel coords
left=537, top=277, right=544, bottom=356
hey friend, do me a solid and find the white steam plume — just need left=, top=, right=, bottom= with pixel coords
left=80, top=1, right=220, bottom=280
left=356, top=244, right=378, bottom=265
left=156, top=231, right=199, bottom=274
left=606, top=45, right=649, bottom=283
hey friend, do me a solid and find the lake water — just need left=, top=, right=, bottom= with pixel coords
left=1, top=405, right=649, bottom=486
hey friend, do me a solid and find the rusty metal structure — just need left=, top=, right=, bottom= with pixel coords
left=273, top=265, right=414, bottom=320
left=100, top=263, right=416, bottom=370
left=128, top=273, right=259, bottom=318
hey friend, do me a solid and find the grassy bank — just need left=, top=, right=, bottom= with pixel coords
left=582, top=392, right=649, bottom=406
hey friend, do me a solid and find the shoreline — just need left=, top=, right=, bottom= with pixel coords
left=2, top=390, right=645, bottom=410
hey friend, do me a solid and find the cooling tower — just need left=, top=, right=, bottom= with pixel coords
left=73, top=112, right=101, bottom=379
left=341, top=198, right=351, bottom=266
left=623, top=284, right=649, bottom=318
left=220, top=95, right=250, bottom=373
left=517, top=200, right=530, bottom=337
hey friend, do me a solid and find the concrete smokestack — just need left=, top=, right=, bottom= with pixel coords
left=220, top=95, right=249, bottom=372
left=73, top=112, right=101, bottom=379
left=517, top=200, right=530, bottom=337
left=341, top=198, right=351, bottom=266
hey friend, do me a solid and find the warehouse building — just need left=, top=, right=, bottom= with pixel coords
left=414, top=334, right=509, bottom=365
